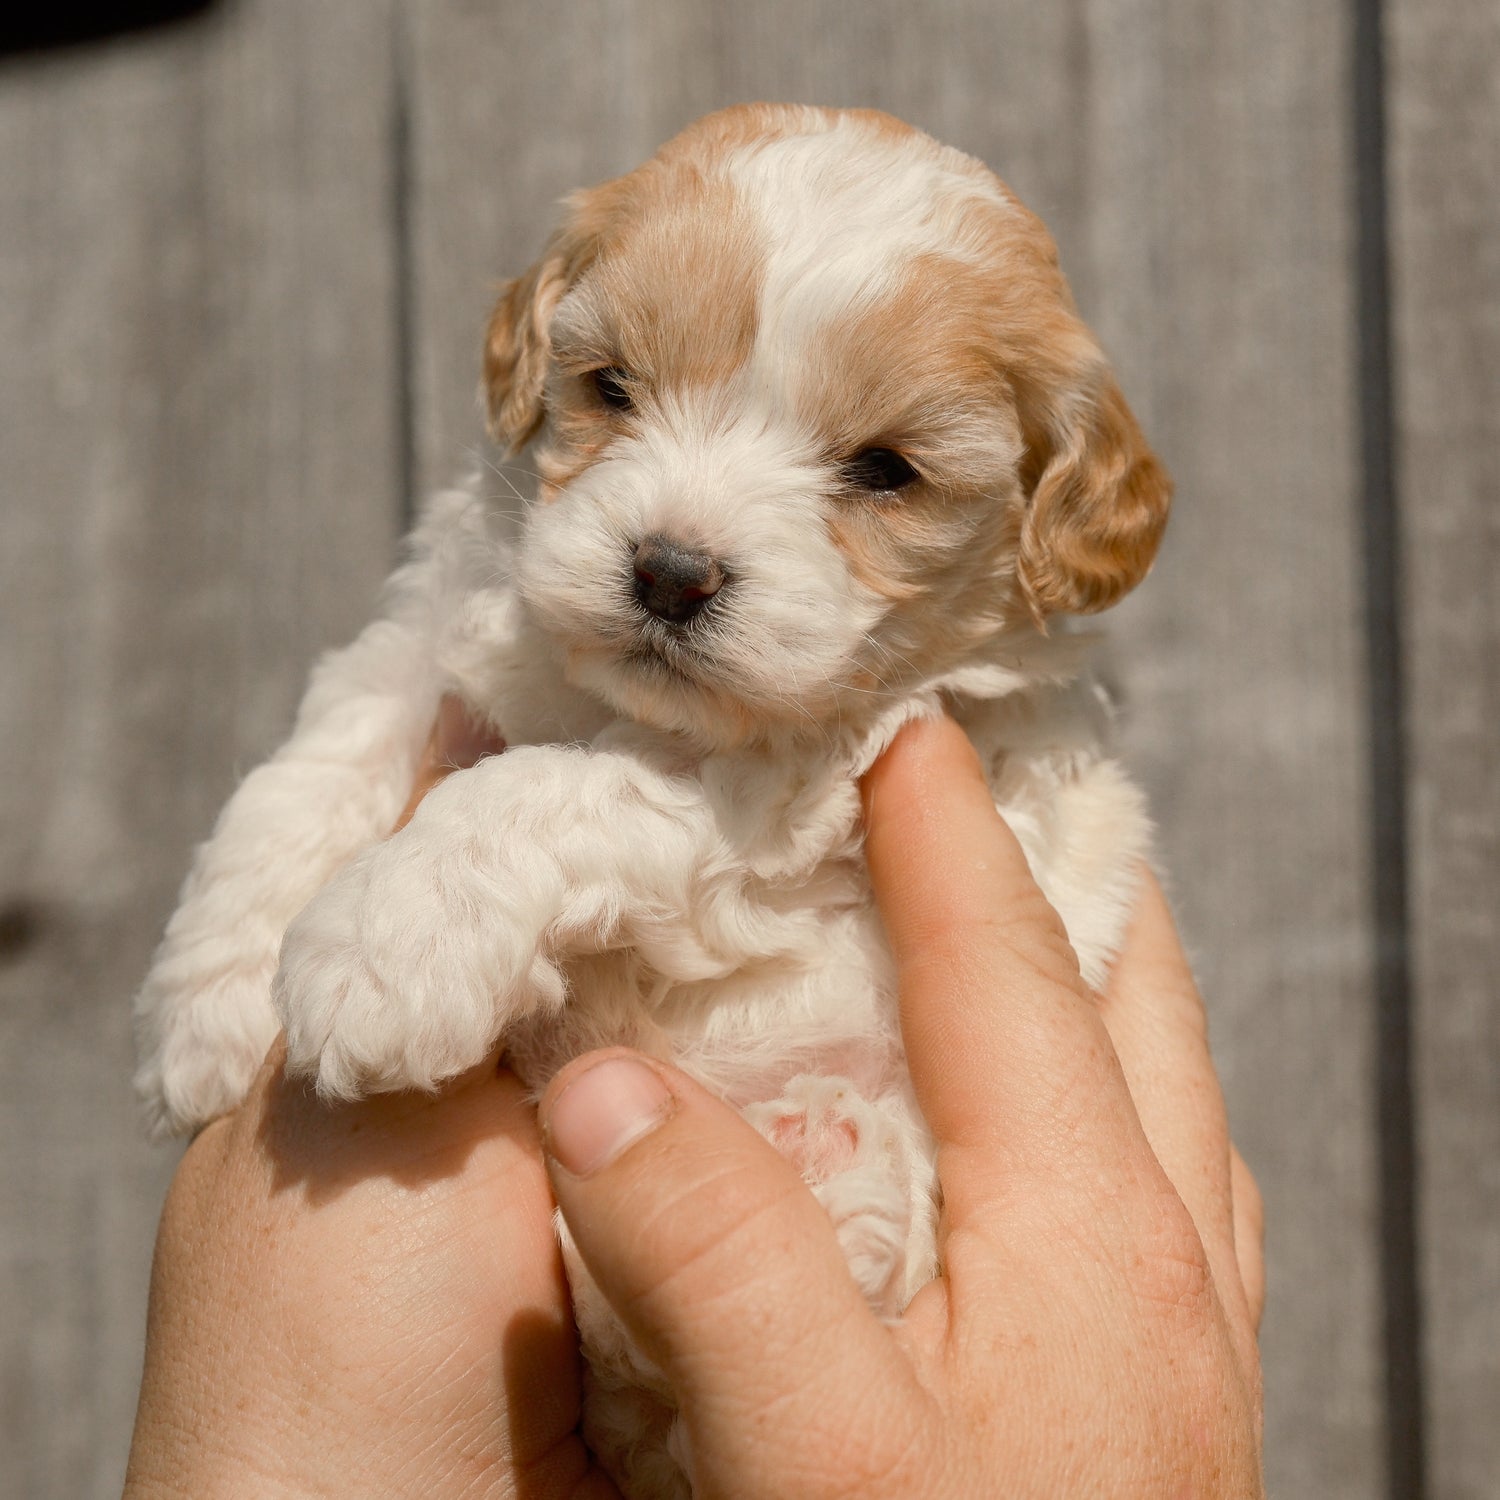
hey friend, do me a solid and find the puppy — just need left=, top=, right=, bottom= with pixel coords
left=135, top=103, right=1170, bottom=1497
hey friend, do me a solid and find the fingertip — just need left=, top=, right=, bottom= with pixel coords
left=861, top=713, right=1020, bottom=948
left=393, top=696, right=506, bottom=835
left=1121, top=864, right=1187, bottom=962
left=860, top=711, right=986, bottom=824
left=539, top=1046, right=666, bottom=1113
left=261, top=1031, right=290, bottom=1073
left=859, top=710, right=1155, bottom=1209
left=541, top=1051, right=678, bottom=1179
left=1231, top=1146, right=1267, bottom=1334
left=1101, top=863, right=1205, bottom=1037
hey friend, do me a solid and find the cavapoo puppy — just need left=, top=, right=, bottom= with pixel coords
left=136, top=103, right=1170, bottom=1497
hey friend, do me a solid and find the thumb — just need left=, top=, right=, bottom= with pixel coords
left=540, top=1050, right=926, bottom=1492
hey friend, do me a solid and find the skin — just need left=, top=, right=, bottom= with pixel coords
left=123, top=711, right=1265, bottom=1499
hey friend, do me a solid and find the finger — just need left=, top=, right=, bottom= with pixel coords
left=862, top=715, right=1153, bottom=1210
left=1096, top=871, right=1244, bottom=1321
left=1231, top=1145, right=1266, bottom=1333
left=392, top=694, right=505, bottom=833
left=540, top=1049, right=929, bottom=1492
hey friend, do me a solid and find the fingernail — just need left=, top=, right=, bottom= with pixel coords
left=545, top=1057, right=674, bottom=1177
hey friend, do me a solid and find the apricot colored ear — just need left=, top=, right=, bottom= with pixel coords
left=483, top=254, right=565, bottom=453
left=1017, top=373, right=1171, bottom=616
left=482, top=184, right=619, bottom=452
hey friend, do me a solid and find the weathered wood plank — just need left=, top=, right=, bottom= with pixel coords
left=1386, top=1, right=1500, bottom=1494
left=1081, top=9, right=1382, bottom=1492
left=405, top=5, right=1382, bottom=1493
left=0, top=6, right=400, bottom=1496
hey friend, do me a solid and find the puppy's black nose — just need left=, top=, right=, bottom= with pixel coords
left=632, top=536, right=725, bottom=624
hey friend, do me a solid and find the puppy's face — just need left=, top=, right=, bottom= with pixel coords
left=488, top=105, right=1169, bottom=747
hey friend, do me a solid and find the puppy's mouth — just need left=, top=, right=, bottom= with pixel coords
left=621, top=627, right=710, bottom=685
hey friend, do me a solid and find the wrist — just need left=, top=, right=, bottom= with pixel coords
left=122, top=1415, right=318, bottom=1500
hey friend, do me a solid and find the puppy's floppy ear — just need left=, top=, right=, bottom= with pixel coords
left=1015, top=362, right=1172, bottom=618
left=483, top=262, right=556, bottom=453
left=483, top=190, right=611, bottom=453
left=483, top=238, right=577, bottom=453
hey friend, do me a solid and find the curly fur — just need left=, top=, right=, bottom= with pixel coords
left=136, top=104, right=1169, bottom=1499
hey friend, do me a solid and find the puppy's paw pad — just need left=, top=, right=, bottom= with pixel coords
left=745, top=1075, right=898, bottom=1185
left=759, top=1105, right=860, bottom=1180
left=745, top=1076, right=913, bottom=1315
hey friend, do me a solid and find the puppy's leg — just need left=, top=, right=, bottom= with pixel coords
left=1000, top=753, right=1151, bottom=990
left=134, top=616, right=437, bottom=1137
left=744, top=1075, right=914, bottom=1317
left=582, top=1370, right=690, bottom=1500
left=276, top=743, right=733, bottom=1098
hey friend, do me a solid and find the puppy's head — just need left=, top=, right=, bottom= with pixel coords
left=488, top=105, right=1169, bottom=746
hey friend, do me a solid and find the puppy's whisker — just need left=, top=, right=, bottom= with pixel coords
left=855, top=635, right=923, bottom=695
left=464, top=448, right=547, bottom=509
left=474, top=494, right=528, bottom=520
left=480, top=474, right=531, bottom=510
left=464, top=443, right=543, bottom=480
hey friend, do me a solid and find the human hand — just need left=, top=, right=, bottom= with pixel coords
left=122, top=1045, right=622, bottom=1499
left=540, top=713, right=1265, bottom=1497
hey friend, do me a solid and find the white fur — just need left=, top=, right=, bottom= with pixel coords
left=518, top=399, right=882, bottom=731
left=724, top=120, right=1015, bottom=361
left=136, top=108, right=1154, bottom=1500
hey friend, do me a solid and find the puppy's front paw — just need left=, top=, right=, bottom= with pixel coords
left=273, top=838, right=557, bottom=1099
left=136, top=968, right=280, bottom=1139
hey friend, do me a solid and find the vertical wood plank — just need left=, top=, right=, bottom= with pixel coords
left=0, top=6, right=400, bottom=1495
left=1086, top=8, right=1383, bottom=1493
left=1386, top=1, right=1500, bottom=1494
left=405, top=4, right=1382, bottom=1493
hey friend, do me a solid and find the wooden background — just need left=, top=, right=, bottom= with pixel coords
left=0, top=2, right=1494, bottom=1496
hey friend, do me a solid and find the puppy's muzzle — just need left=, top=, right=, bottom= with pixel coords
left=632, top=536, right=726, bottom=625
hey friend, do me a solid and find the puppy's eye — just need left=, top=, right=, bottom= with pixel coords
left=843, top=447, right=920, bottom=493
left=591, top=367, right=634, bottom=412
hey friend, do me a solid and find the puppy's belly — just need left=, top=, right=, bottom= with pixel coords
left=508, top=902, right=937, bottom=1327
left=511, top=908, right=935, bottom=1439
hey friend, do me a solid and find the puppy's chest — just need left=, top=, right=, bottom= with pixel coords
left=506, top=852, right=893, bottom=1098
left=430, top=559, right=1137, bottom=1071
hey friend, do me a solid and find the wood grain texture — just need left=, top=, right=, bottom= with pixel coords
left=1386, top=1, right=1500, bottom=1494
left=1083, top=8, right=1383, bottom=1493
left=0, top=6, right=401, bottom=1495
left=404, top=3, right=1382, bottom=1493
